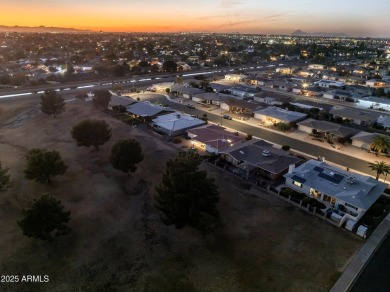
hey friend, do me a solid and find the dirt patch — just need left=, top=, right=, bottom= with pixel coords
left=0, top=99, right=362, bottom=291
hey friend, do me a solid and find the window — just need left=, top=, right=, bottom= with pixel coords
left=293, top=181, right=302, bottom=188
left=345, top=203, right=358, bottom=211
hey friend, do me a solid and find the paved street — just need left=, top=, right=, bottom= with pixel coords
left=138, top=93, right=380, bottom=177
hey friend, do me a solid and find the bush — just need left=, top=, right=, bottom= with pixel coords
left=245, top=134, right=253, bottom=140
left=172, top=138, right=182, bottom=144
left=282, top=145, right=290, bottom=151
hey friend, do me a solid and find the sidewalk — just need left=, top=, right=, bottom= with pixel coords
left=330, top=213, right=390, bottom=292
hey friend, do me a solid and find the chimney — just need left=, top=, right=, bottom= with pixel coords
left=288, top=164, right=295, bottom=173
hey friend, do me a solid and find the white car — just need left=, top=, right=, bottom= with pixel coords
left=262, top=150, right=271, bottom=157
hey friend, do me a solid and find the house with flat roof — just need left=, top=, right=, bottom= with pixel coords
left=254, top=106, right=307, bottom=125
left=284, top=159, right=388, bottom=227
left=221, top=140, right=303, bottom=181
left=151, top=112, right=206, bottom=137
left=187, top=124, right=244, bottom=153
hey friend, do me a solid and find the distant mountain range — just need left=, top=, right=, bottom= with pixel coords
left=0, top=25, right=92, bottom=33
left=291, top=30, right=349, bottom=37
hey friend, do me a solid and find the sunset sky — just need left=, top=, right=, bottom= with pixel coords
left=1, top=0, right=389, bottom=37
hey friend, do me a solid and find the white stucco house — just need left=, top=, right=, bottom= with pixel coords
left=284, top=160, right=388, bottom=227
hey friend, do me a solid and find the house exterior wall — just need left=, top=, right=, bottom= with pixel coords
left=192, top=96, right=204, bottom=103
left=221, top=103, right=230, bottom=111
left=298, top=125, right=314, bottom=134
left=285, top=177, right=366, bottom=224
left=351, top=139, right=370, bottom=150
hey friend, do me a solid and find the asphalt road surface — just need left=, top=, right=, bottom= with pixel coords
left=349, top=232, right=390, bottom=292
left=141, top=94, right=378, bottom=177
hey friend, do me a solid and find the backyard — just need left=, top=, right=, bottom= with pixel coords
left=0, top=97, right=362, bottom=291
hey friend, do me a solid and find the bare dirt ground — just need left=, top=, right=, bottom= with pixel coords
left=0, top=98, right=362, bottom=291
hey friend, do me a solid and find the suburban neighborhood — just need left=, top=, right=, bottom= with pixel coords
left=1, top=30, right=390, bottom=290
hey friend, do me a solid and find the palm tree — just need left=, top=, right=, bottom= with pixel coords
left=368, top=161, right=390, bottom=180
left=370, top=135, right=390, bottom=156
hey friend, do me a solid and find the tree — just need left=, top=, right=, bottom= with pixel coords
left=40, top=89, right=65, bottom=117
left=71, top=119, right=112, bottom=150
left=18, top=194, right=70, bottom=242
left=368, top=161, right=390, bottom=180
left=92, top=90, right=112, bottom=111
left=110, top=139, right=144, bottom=174
left=155, top=151, right=220, bottom=230
left=25, top=149, right=68, bottom=185
left=162, top=60, right=177, bottom=72
left=370, top=135, right=390, bottom=155
left=0, top=161, right=12, bottom=193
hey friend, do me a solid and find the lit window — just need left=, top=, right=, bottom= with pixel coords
left=293, top=181, right=302, bottom=188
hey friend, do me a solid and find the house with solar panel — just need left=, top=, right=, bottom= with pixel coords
left=284, top=159, right=388, bottom=227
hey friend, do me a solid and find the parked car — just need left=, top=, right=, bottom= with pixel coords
left=223, top=114, right=232, bottom=120
left=187, top=104, right=195, bottom=108
left=262, top=150, right=271, bottom=157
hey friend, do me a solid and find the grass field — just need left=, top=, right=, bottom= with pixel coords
left=0, top=98, right=362, bottom=291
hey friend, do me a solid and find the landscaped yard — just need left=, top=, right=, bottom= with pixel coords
left=0, top=97, right=362, bottom=291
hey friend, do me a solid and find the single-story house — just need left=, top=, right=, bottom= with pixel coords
left=221, top=140, right=303, bottom=180
left=284, top=159, right=388, bottom=226
left=254, top=96, right=284, bottom=106
left=366, top=79, right=387, bottom=87
left=377, top=115, right=390, bottom=132
left=209, top=82, right=233, bottom=93
left=254, top=106, right=307, bottom=124
left=297, top=119, right=359, bottom=141
left=108, top=95, right=136, bottom=111
left=151, top=112, right=206, bottom=136
left=187, top=124, right=244, bottom=153
left=351, top=131, right=390, bottom=151
left=224, top=74, right=247, bottom=82
left=330, top=107, right=381, bottom=126
left=229, top=86, right=258, bottom=99
left=221, top=99, right=263, bottom=116
left=170, top=84, right=204, bottom=99
left=192, top=92, right=224, bottom=105
left=152, top=82, right=173, bottom=92
left=245, top=76, right=269, bottom=87
left=314, top=80, right=346, bottom=89
left=126, top=102, right=174, bottom=121
left=304, top=86, right=324, bottom=97
left=267, top=81, right=292, bottom=91
left=308, top=64, right=327, bottom=70
left=323, top=90, right=355, bottom=101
